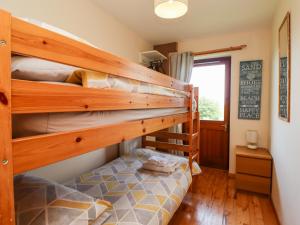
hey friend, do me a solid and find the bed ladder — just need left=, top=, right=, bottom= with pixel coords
left=142, top=87, right=200, bottom=173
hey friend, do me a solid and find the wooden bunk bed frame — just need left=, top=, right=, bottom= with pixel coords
left=0, top=9, right=200, bottom=225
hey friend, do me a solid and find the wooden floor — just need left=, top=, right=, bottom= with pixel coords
left=169, top=167, right=279, bottom=225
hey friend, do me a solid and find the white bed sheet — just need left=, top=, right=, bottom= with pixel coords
left=13, top=108, right=188, bottom=138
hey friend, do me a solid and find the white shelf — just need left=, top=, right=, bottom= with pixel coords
left=139, top=50, right=167, bottom=66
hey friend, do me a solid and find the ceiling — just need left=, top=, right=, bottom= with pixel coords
left=94, top=0, right=278, bottom=44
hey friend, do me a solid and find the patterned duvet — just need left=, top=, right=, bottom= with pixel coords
left=65, top=148, right=192, bottom=225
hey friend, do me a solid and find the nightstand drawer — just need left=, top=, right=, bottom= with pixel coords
left=236, top=156, right=272, bottom=177
left=236, top=173, right=271, bottom=194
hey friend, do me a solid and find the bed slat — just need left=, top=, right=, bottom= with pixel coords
left=148, top=131, right=190, bottom=141
left=12, top=113, right=189, bottom=174
left=11, top=79, right=187, bottom=113
left=11, top=17, right=186, bottom=91
left=143, top=140, right=190, bottom=152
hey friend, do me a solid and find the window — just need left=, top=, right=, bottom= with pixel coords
left=190, top=64, right=225, bottom=121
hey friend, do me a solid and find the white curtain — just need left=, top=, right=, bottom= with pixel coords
left=168, top=52, right=194, bottom=155
left=169, top=52, right=194, bottom=82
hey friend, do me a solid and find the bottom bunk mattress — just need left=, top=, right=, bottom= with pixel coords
left=64, top=148, right=192, bottom=225
left=13, top=108, right=188, bottom=138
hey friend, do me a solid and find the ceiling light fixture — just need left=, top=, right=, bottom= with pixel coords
left=154, top=0, right=188, bottom=19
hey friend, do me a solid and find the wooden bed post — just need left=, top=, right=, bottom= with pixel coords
left=194, top=87, right=200, bottom=165
left=0, top=9, right=15, bottom=225
left=188, top=85, right=194, bottom=172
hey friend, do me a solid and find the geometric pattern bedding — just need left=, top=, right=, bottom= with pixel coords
left=64, top=148, right=192, bottom=225
left=14, top=175, right=112, bottom=225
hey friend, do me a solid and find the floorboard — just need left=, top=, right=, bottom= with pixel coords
left=169, top=167, right=279, bottom=225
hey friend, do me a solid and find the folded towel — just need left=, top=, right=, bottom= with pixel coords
left=146, top=156, right=177, bottom=167
left=142, top=162, right=179, bottom=173
left=142, top=155, right=180, bottom=173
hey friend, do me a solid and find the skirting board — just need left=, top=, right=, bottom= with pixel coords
left=271, top=196, right=282, bottom=225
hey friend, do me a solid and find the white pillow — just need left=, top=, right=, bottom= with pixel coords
left=12, top=56, right=77, bottom=82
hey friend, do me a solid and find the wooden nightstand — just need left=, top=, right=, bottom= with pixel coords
left=235, top=145, right=272, bottom=195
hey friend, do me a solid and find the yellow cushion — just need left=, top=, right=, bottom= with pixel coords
left=65, top=70, right=109, bottom=88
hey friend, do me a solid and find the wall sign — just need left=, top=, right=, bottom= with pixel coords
left=279, top=57, right=288, bottom=118
left=238, top=60, right=263, bottom=120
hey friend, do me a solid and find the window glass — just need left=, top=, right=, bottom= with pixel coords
left=190, top=65, right=225, bottom=121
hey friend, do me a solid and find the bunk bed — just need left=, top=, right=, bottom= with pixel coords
left=0, top=9, right=200, bottom=225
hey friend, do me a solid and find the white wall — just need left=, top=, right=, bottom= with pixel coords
left=178, top=28, right=272, bottom=173
left=270, top=0, right=300, bottom=224
left=0, top=0, right=152, bottom=182
left=0, top=0, right=151, bottom=63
